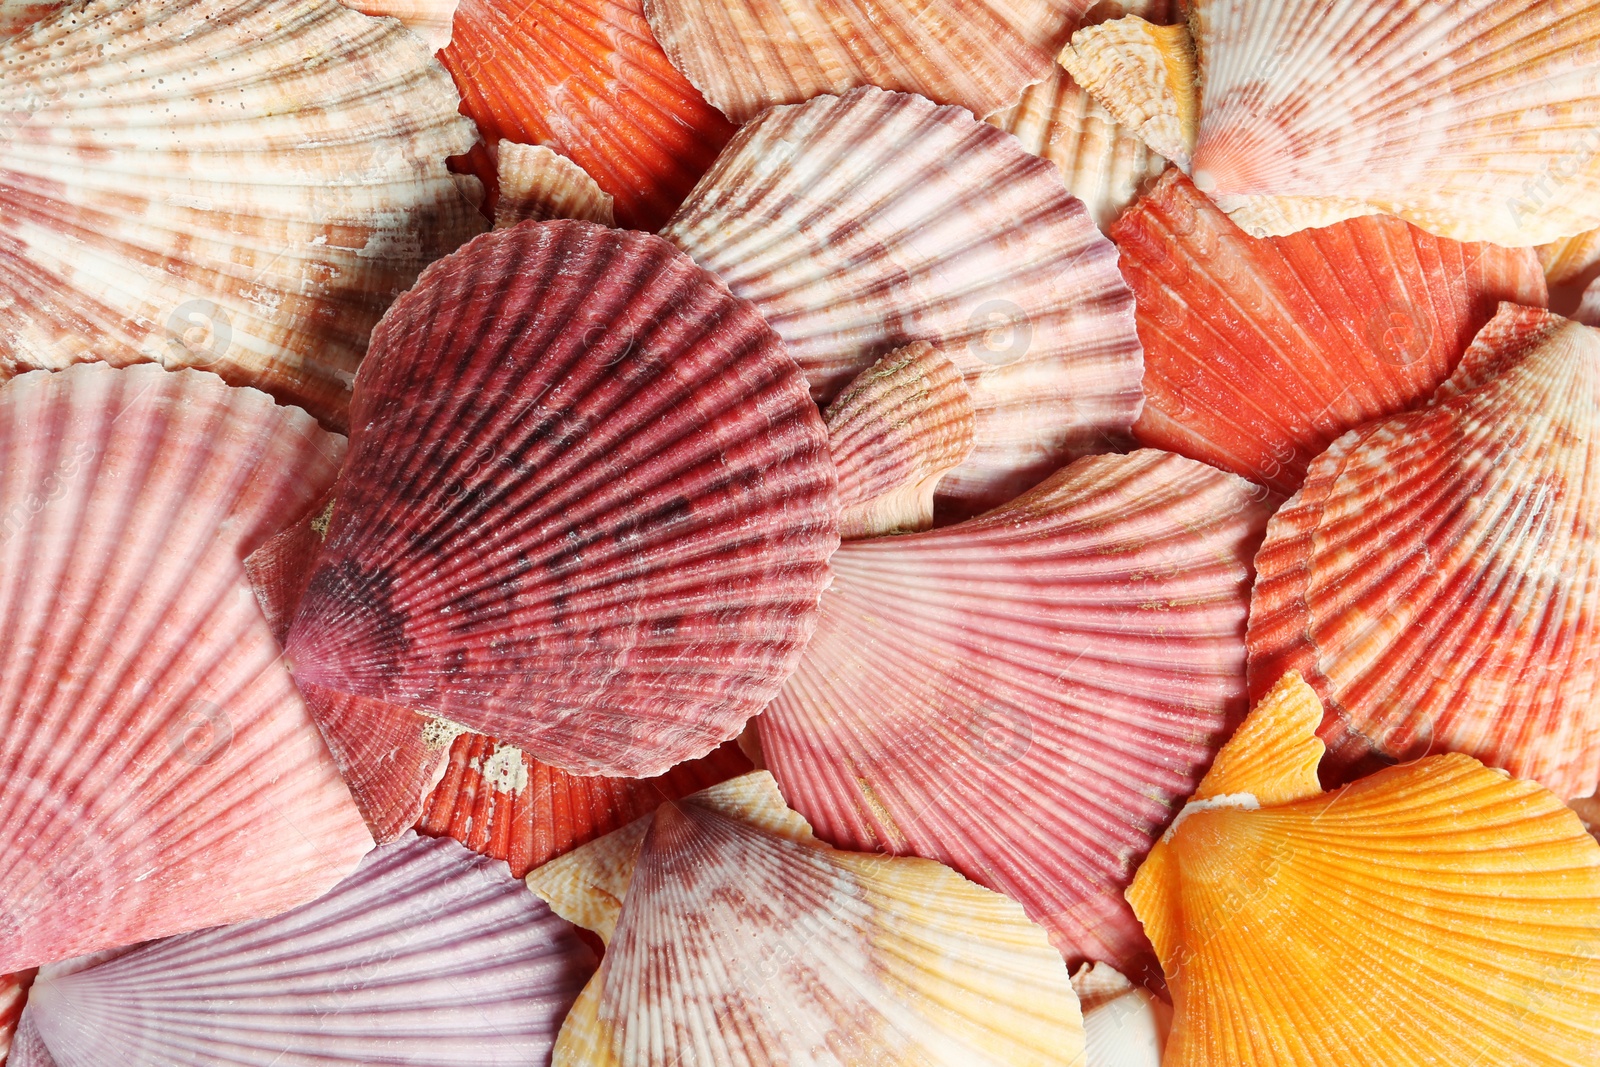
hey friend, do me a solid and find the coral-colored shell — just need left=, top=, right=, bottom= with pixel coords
left=1185, top=0, right=1600, bottom=245
left=0, top=0, right=484, bottom=430
left=759, top=449, right=1270, bottom=972
left=284, top=221, right=837, bottom=796
left=1129, top=672, right=1600, bottom=1066
left=418, top=735, right=751, bottom=877
left=494, top=144, right=616, bottom=229
left=0, top=363, right=371, bottom=973
left=987, top=62, right=1167, bottom=229
left=1249, top=304, right=1600, bottom=800
left=1060, top=15, right=1196, bottom=169
left=665, top=88, right=1144, bottom=514
left=1114, top=170, right=1547, bottom=496
left=439, top=0, right=733, bottom=230
left=644, top=0, right=1089, bottom=123
left=13, top=833, right=596, bottom=1065
left=826, top=342, right=976, bottom=539
left=531, top=771, right=1085, bottom=1066
left=0, top=0, right=53, bottom=35
left=0, top=970, right=32, bottom=1063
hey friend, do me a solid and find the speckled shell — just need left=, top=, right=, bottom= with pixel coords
left=825, top=342, right=976, bottom=539
left=1059, top=15, right=1196, bottom=169
left=1130, top=672, right=1600, bottom=1066
left=644, top=0, right=1089, bottom=123
left=1187, top=0, right=1600, bottom=245
left=418, top=736, right=751, bottom=878
left=494, top=144, right=615, bottom=229
left=987, top=62, right=1167, bottom=229
left=440, top=0, right=732, bottom=230
left=1114, top=170, right=1547, bottom=496
left=665, top=88, right=1145, bottom=514
left=13, top=833, right=596, bottom=1066
left=283, top=222, right=838, bottom=788
left=0, top=0, right=484, bottom=430
left=0, top=363, right=371, bottom=974
left=1250, top=305, right=1600, bottom=800
left=759, top=449, right=1271, bottom=972
left=531, top=772, right=1086, bottom=1066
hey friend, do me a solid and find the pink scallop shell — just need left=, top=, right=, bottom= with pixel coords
left=283, top=221, right=838, bottom=791
left=759, top=448, right=1270, bottom=971
left=1249, top=304, right=1600, bottom=799
left=0, top=363, right=371, bottom=973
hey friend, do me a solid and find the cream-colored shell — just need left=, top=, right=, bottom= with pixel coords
left=494, top=144, right=617, bottom=229
left=1059, top=15, right=1196, bottom=169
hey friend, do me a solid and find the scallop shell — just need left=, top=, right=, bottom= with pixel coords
left=759, top=448, right=1270, bottom=971
left=494, top=144, right=616, bottom=229
left=1059, top=15, right=1196, bottom=169
left=12, top=833, right=596, bottom=1066
left=529, top=771, right=1086, bottom=1066
left=644, top=0, right=1095, bottom=124
left=1114, top=170, right=1547, bottom=497
left=0, top=363, right=372, bottom=974
left=440, top=0, right=733, bottom=230
left=1540, top=228, right=1600, bottom=288
left=1249, top=303, right=1600, bottom=799
left=1185, top=0, right=1600, bottom=245
left=0, top=970, right=32, bottom=1063
left=664, top=87, right=1144, bottom=514
left=349, top=0, right=459, bottom=48
left=1129, top=671, right=1600, bottom=1066
left=825, top=342, right=977, bottom=539
left=987, top=62, right=1167, bottom=229
left=0, top=0, right=484, bottom=430
left=283, top=221, right=838, bottom=796
left=418, top=735, right=752, bottom=877
left=0, top=0, right=53, bottom=35
left=1073, top=963, right=1168, bottom=1067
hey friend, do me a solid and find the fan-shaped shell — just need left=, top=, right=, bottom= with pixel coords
left=350, top=0, right=459, bottom=47
left=418, top=735, right=751, bottom=877
left=665, top=87, right=1144, bottom=514
left=494, top=145, right=615, bottom=229
left=1185, top=0, right=1600, bottom=245
left=530, top=771, right=1086, bottom=1066
left=987, top=62, right=1167, bottom=229
left=1249, top=304, right=1600, bottom=799
left=0, top=0, right=484, bottom=430
left=1129, top=671, right=1600, bottom=1066
left=1114, top=170, right=1547, bottom=496
left=12, top=833, right=596, bottom=1066
left=0, top=363, right=371, bottom=973
left=439, top=0, right=733, bottom=230
left=759, top=448, right=1270, bottom=972
left=1541, top=228, right=1600, bottom=288
left=283, top=221, right=838, bottom=799
left=1059, top=15, right=1196, bottom=169
left=1073, top=963, right=1168, bottom=1067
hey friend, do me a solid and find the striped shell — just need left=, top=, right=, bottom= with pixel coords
left=1130, top=672, right=1600, bottom=1066
left=1060, top=15, right=1197, bottom=169
left=1249, top=304, right=1600, bottom=800
left=0, top=0, right=484, bottom=429
left=493, top=144, right=615, bottom=229
left=1114, top=170, right=1547, bottom=496
left=759, top=449, right=1270, bottom=972
left=13, top=833, right=596, bottom=1065
left=0, top=363, right=371, bottom=973
left=665, top=87, right=1144, bottom=514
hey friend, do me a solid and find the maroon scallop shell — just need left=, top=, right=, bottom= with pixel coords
left=282, top=221, right=839, bottom=783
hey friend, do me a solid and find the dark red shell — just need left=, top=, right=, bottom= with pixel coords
left=284, top=221, right=838, bottom=779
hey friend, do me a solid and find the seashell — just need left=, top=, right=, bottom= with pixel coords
left=987, top=61, right=1167, bottom=229
left=1114, top=170, right=1547, bottom=496
left=0, top=0, right=485, bottom=430
left=825, top=341, right=976, bottom=539
left=0, top=363, right=372, bottom=974
left=282, top=221, right=838, bottom=802
left=440, top=0, right=733, bottom=230
left=665, top=87, right=1144, bottom=513
left=0, top=970, right=33, bottom=1063
left=529, top=770, right=1086, bottom=1066
left=1059, top=15, right=1196, bottom=169
left=494, top=144, right=616, bottom=229
left=1073, top=963, right=1168, bottom=1067
left=1184, top=0, right=1600, bottom=246
left=758, top=448, right=1271, bottom=972
left=348, top=0, right=459, bottom=48
left=418, top=734, right=752, bottom=877
left=1540, top=227, right=1600, bottom=288
left=0, top=0, right=54, bottom=35
left=12, top=833, right=597, bottom=1065
left=1129, top=671, right=1600, bottom=1066
left=1249, top=303, right=1600, bottom=800
left=1580, top=278, right=1600, bottom=328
